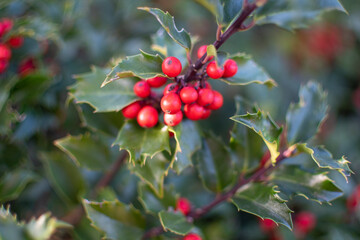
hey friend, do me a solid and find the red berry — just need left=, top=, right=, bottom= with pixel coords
left=163, top=83, right=179, bottom=95
left=208, top=90, right=223, bottom=110
left=121, top=101, right=142, bottom=119
left=176, top=197, right=191, bottom=216
left=347, top=185, right=360, bottom=211
left=18, top=58, right=36, bottom=77
left=201, top=108, right=211, bottom=119
left=137, top=106, right=159, bottom=128
left=184, top=103, right=204, bottom=121
left=0, top=60, right=8, bottom=74
left=0, top=18, right=13, bottom=37
left=197, top=88, right=214, bottom=106
left=162, top=56, right=182, bottom=77
left=222, top=59, right=238, bottom=78
left=147, top=76, right=167, bottom=88
left=197, top=45, right=213, bottom=60
left=259, top=219, right=277, bottom=233
left=161, top=93, right=182, bottom=114
left=184, top=233, right=202, bottom=240
left=168, top=131, right=174, bottom=138
left=134, top=80, right=151, bottom=98
left=0, top=44, right=11, bottom=60
left=164, top=111, right=183, bottom=127
left=294, top=212, right=316, bottom=237
left=206, top=61, right=224, bottom=79
left=180, top=86, right=198, bottom=104
left=7, top=36, right=24, bottom=48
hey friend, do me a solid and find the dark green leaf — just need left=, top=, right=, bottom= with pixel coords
left=113, top=120, right=170, bottom=164
left=158, top=210, right=193, bottom=235
left=83, top=200, right=145, bottom=240
left=297, top=144, right=352, bottom=181
left=231, top=111, right=282, bottom=164
left=151, top=28, right=188, bottom=67
left=71, top=66, right=138, bottom=112
left=102, top=51, right=165, bottom=87
left=0, top=170, right=37, bottom=202
left=220, top=54, right=276, bottom=87
left=169, top=120, right=202, bottom=173
left=231, top=183, right=292, bottom=229
left=55, top=133, right=117, bottom=171
left=129, top=153, right=170, bottom=198
left=270, top=166, right=343, bottom=203
left=255, top=0, right=347, bottom=30
left=40, top=152, right=87, bottom=204
left=139, top=7, right=192, bottom=50
left=193, top=137, right=235, bottom=193
left=138, top=183, right=177, bottom=214
left=286, top=82, right=327, bottom=145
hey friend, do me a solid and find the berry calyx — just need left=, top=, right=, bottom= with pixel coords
left=180, top=86, right=198, bottom=104
left=163, top=83, right=179, bottom=95
left=137, top=106, right=158, bottom=128
left=134, top=80, right=151, bottom=98
left=7, top=36, right=24, bottom=48
left=206, top=61, right=224, bottom=79
left=208, top=90, right=223, bottom=110
left=147, top=76, right=167, bottom=88
left=162, top=56, right=182, bottom=77
left=184, top=233, right=202, bottom=240
left=0, top=44, right=11, bottom=60
left=197, top=88, right=214, bottom=106
left=164, top=111, right=183, bottom=127
left=184, top=103, right=204, bottom=121
left=201, top=108, right=211, bottom=119
left=161, top=92, right=182, bottom=114
left=222, top=59, right=238, bottom=78
left=176, top=197, right=191, bottom=216
left=197, top=45, right=213, bottom=60
left=121, top=101, right=142, bottom=119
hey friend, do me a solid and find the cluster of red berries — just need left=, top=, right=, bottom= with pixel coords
left=175, top=197, right=202, bottom=240
left=121, top=45, right=238, bottom=129
left=0, top=18, right=25, bottom=74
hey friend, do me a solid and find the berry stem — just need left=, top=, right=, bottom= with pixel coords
left=183, top=1, right=258, bottom=82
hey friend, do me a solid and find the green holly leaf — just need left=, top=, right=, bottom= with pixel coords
left=193, top=0, right=244, bottom=31
left=270, top=166, right=343, bottom=203
left=139, top=7, right=192, bottom=50
left=297, top=144, right=352, bottom=181
left=286, top=82, right=328, bottom=145
left=231, top=111, right=282, bottom=164
left=129, top=153, right=170, bottom=198
left=71, top=66, right=138, bottom=112
left=113, top=120, right=170, bottom=164
left=102, top=51, right=165, bottom=87
left=193, top=137, right=236, bottom=193
left=255, top=0, right=347, bottom=31
left=231, top=183, right=293, bottom=230
left=40, top=152, right=87, bottom=204
left=169, top=120, right=202, bottom=174
left=0, top=169, right=37, bottom=202
left=151, top=28, right=188, bottom=67
left=83, top=200, right=145, bottom=240
left=220, top=54, right=276, bottom=88
left=230, top=96, right=266, bottom=173
left=158, top=210, right=193, bottom=235
left=55, top=133, right=118, bottom=171
left=138, top=183, right=177, bottom=214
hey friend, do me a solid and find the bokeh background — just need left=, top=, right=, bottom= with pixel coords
left=0, top=0, right=359, bottom=239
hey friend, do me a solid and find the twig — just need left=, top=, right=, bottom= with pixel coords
left=61, top=152, right=128, bottom=225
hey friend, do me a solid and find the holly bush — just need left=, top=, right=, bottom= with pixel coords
left=0, top=0, right=360, bottom=239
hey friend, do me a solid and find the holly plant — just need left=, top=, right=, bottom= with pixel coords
left=0, top=0, right=354, bottom=239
